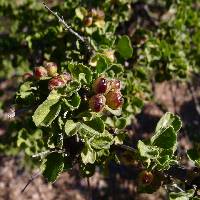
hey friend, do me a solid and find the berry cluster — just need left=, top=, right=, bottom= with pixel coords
left=89, top=77, right=123, bottom=112
left=83, top=8, right=105, bottom=27
left=23, top=62, right=72, bottom=91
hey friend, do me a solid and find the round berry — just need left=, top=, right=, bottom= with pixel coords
left=84, top=16, right=93, bottom=27
left=110, top=79, right=121, bottom=91
left=34, top=66, right=47, bottom=80
left=48, top=75, right=65, bottom=90
left=89, top=94, right=106, bottom=112
left=92, top=77, right=109, bottom=94
left=105, top=91, right=123, bottom=110
left=138, top=171, right=154, bottom=185
left=44, top=62, right=58, bottom=77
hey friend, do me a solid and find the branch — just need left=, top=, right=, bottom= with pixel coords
left=43, top=3, right=93, bottom=52
left=21, top=171, right=41, bottom=193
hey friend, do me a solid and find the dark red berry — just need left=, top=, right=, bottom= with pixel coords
left=138, top=171, right=154, bottom=185
left=92, top=77, right=109, bottom=94
left=34, top=66, right=47, bottom=80
left=44, top=62, right=58, bottom=77
left=84, top=16, right=93, bottom=26
left=110, top=79, right=121, bottom=91
left=89, top=94, right=106, bottom=112
left=23, top=72, right=33, bottom=81
left=48, top=73, right=72, bottom=90
left=48, top=75, right=65, bottom=90
left=105, top=91, right=123, bottom=110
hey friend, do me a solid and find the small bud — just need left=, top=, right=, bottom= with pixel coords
left=44, top=62, right=58, bottom=77
left=84, top=17, right=93, bottom=27
left=110, top=79, right=121, bottom=91
left=138, top=171, right=154, bottom=185
left=92, top=77, right=109, bottom=94
left=89, top=94, right=106, bottom=112
left=89, top=8, right=97, bottom=17
left=103, top=50, right=115, bottom=62
left=22, top=72, right=33, bottom=81
left=34, top=66, right=47, bottom=80
left=105, top=91, right=123, bottom=110
left=96, top=9, right=105, bottom=20
left=62, top=72, right=72, bottom=83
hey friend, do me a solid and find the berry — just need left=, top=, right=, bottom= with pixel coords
left=84, top=17, right=93, bottom=26
left=48, top=73, right=72, bottom=90
left=92, top=77, right=109, bottom=94
left=22, top=72, right=33, bottom=81
left=44, top=62, right=58, bottom=77
left=89, top=94, right=106, bottom=112
left=138, top=171, right=154, bottom=185
left=110, top=79, right=121, bottom=91
left=34, top=66, right=47, bottom=80
left=105, top=91, right=123, bottom=110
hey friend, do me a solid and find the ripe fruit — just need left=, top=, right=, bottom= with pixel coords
left=48, top=73, right=72, bottom=90
left=105, top=91, right=123, bottom=110
left=44, top=62, right=58, bottom=77
left=34, top=66, right=47, bottom=80
left=110, top=79, right=121, bottom=91
left=89, top=94, right=106, bottom=112
left=84, top=16, right=93, bottom=26
left=138, top=171, right=154, bottom=185
left=92, top=77, right=109, bottom=94
left=48, top=75, right=65, bottom=90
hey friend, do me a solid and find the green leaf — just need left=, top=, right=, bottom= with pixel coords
left=43, top=153, right=64, bottom=183
left=81, top=144, right=96, bottom=164
left=63, top=93, right=81, bottom=111
left=68, top=63, right=92, bottom=84
left=75, top=7, right=87, bottom=20
left=169, top=189, right=195, bottom=200
left=41, top=103, right=61, bottom=127
left=84, top=117, right=105, bottom=133
left=151, top=126, right=177, bottom=149
left=187, top=148, right=200, bottom=167
left=65, top=120, right=81, bottom=137
left=151, top=112, right=181, bottom=149
left=96, top=55, right=108, bottom=73
left=138, top=140, right=159, bottom=159
left=90, top=132, right=113, bottom=150
left=155, top=112, right=182, bottom=134
left=115, top=117, right=127, bottom=129
left=33, top=91, right=61, bottom=127
left=116, top=35, right=133, bottom=59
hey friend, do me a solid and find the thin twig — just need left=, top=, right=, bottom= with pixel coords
left=87, top=177, right=92, bottom=200
left=43, top=2, right=93, bottom=52
left=187, top=81, right=200, bottom=116
left=21, top=171, right=41, bottom=193
left=118, top=144, right=136, bottom=153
